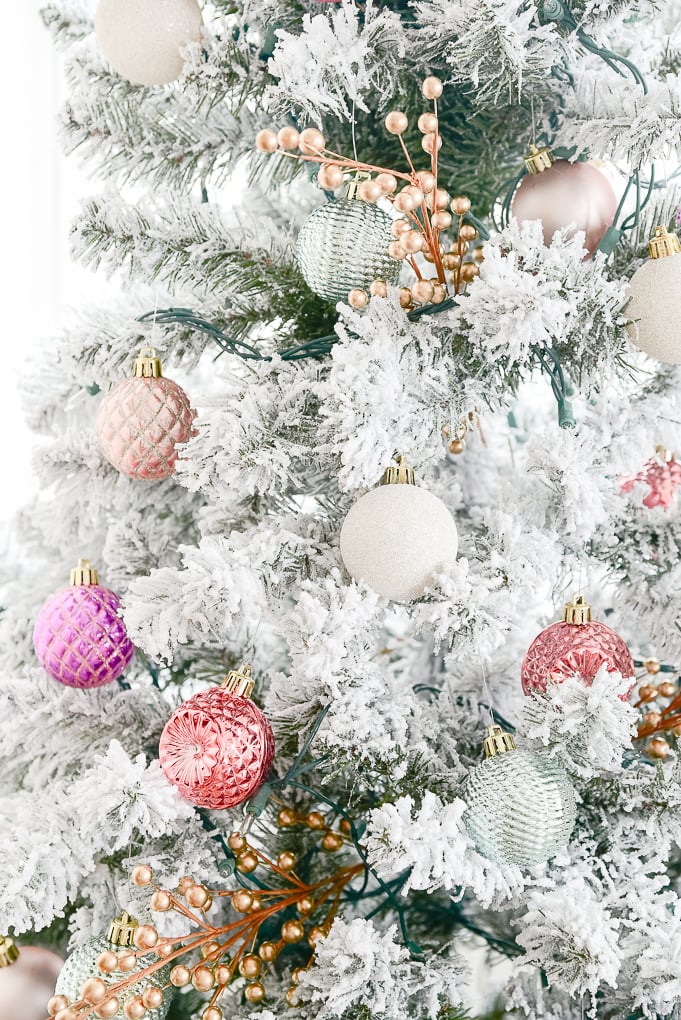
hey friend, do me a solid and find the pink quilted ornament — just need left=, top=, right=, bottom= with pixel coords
left=96, top=347, right=196, bottom=480
left=619, top=446, right=681, bottom=510
left=159, top=664, right=275, bottom=810
left=521, top=594, right=634, bottom=697
left=33, top=559, right=135, bottom=689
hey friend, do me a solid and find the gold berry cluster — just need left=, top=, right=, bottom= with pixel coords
left=255, top=76, right=483, bottom=311
left=46, top=816, right=360, bottom=1020
left=635, top=658, right=681, bottom=759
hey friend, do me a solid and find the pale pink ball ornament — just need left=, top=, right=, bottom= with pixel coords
left=95, top=0, right=203, bottom=86
left=511, top=145, right=617, bottom=256
left=96, top=347, right=196, bottom=481
left=159, top=664, right=275, bottom=810
left=0, top=937, right=63, bottom=1020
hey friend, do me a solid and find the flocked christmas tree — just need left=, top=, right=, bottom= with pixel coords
left=3, top=0, right=681, bottom=1018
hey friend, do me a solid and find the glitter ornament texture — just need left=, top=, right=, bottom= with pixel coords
left=296, top=197, right=401, bottom=302
left=0, top=940, right=62, bottom=1020
left=55, top=918, right=170, bottom=1020
left=511, top=154, right=616, bottom=256
left=463, top=727, right=576, bottom=867
left=159, top=665, right=275, bottom=810
left=626, top=226, right=681, bottom=363
left=339, top=459, right=458, bottom=602
left=521, top=595, right=634, bottom=696
left=33, top=561, right=134, bottom=689
left=96, top=348, right=196, bottom=481
left=95, top=0, right=203, bottom=86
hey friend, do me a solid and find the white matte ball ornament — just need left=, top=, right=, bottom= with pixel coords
left=626, top=226, right=681, bottom=364
left=95, top=0, right=203, bottom=86
left=339, top=459, right=458, bottom=602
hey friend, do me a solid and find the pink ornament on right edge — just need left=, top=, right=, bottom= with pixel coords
left=511, top=144, right=617, bottom=257
left=96, top=346, right=196, bottom=481
left=521, top=594, right=635, bottom=698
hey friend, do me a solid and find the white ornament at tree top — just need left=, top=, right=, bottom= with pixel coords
left=339, top=456, right=458, bottom=602
left=626, top=225, right=681, bottom=364
left=95, top=0, right=203, bottom=86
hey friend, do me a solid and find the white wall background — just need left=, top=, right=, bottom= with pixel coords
left=0, top=2, right=101, bottom=526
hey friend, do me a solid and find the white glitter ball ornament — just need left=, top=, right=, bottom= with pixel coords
left=463, top=725, right=576, bottom=868
left=296, top=195, right=401, bottom=302
left=55, top=913, right=170, bottom=1020
left=626, top=225, right=681, bottom=364
left=339, top=457, right=458, bottom=602
left=95, top=0, right=203, bottom=86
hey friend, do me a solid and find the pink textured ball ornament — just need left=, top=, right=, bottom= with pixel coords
left=0, top=937, right=62, bottom=1020
left=159, top=665, right=275, bottom=810
left=620, top=446, right=681, bottom=510
left=33, top=560, right=134, bottom=689
left=521, top=594, right=634, bottom=697
left=96, top=347, right=196, bottom=481
left=511, top=145, right=617, bottom=256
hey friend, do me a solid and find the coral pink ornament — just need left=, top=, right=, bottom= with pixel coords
left=511, top=145, right=617, bottom=256
left=0, top=937, right=63, bottom=1020
left=159, top=665, right=275, bottom=810
left=96, top=347, right=196, bottom=480
left=521, top=594, right=634, bottom=697
left=620, top=446, right=681, bottom=510
left=33, top=559, right=134, bottom=689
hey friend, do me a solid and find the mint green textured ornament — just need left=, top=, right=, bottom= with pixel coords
left=55, top=913, right=170, bottom=1019
left=296, top=197, right=401, bottom=302
left=462, top=725, right=576, bottom=867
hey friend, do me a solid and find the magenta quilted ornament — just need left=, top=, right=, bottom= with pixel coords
left=521, top=594, right=634, bottom=697
left=33, top=560, right=134, bottom=689
left=159, top=666, right=275, bottom=810
left=96, top=347, right=196, bottom=481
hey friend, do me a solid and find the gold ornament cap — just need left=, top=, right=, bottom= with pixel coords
left=108, top=912, right=139, bottom=947
left=380, top=455, right=416, bottom=486
left=648, top=226, right=681, bottom=260
left=563, top=594, right=592, bottom=625
left=345, top=171, right=371, bottom=201
left=70, top=559, right=99, bottom=586
left=482, top=724, right=516, bottom=759
left=524, top=144, right=555, bottom=175
left=221, top=663, right=255, bottom=698
left=133, top=347, right=163, bottom=379
left=0, top=937, right=19, bottom=969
